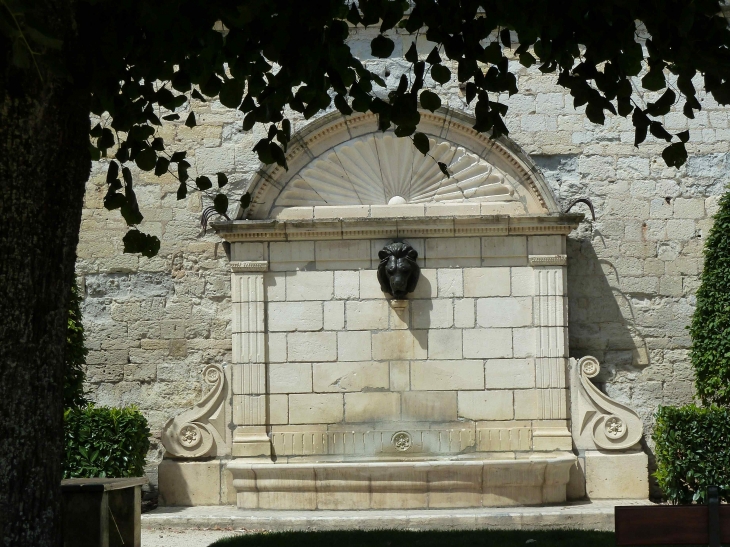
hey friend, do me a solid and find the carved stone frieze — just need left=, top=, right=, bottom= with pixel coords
left=161, top=363, right=229, bottom=458
left=570, top=356, right=643, bottom=451
left=230, top=260, right=268, bottom=273
left=529, top=254, right=567, bottom=266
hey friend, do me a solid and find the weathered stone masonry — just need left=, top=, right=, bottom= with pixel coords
left=77, top=29, right=723, bottom=495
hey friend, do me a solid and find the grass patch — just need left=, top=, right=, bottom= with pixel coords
left=208, top=529, right=616, bottom=547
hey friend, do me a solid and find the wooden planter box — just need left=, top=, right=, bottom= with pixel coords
left=616, top=493, right=729, bottom=546
left=61, top=477, right=147, bottom=547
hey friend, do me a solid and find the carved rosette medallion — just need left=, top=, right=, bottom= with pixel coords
left=576, top=356, right=643, bottom=450
left=392, top=431, right=412, bottom=452
left=604, top=416, right=626, bottom=440
left=179, top=424, right=202, bottom=448
left=581, top=356, right=600, bottom=378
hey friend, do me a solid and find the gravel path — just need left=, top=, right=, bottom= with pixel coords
left=142, top=529, right=245, bottom=547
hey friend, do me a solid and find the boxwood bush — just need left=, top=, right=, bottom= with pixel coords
left=653, top=405, right=730, bottom=504
left=63, top=405, right=150, bottom=479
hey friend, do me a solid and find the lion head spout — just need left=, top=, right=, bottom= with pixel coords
left=377, top=242, right=420, bottom=299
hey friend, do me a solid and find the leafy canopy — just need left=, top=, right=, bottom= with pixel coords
left=4, top=0, right=730, bottom=256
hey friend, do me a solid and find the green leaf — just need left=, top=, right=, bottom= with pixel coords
left=170, top=151, right=186, bottom=163
left=217, top=172, right=228, bottom=188
left=335, top=93, right=352, bottom=116
left=412, top=132, right=430, bottom=156
left=646, top=89, right=676, bottom=117
left=426, top=46, right=441, bottom=65
left=482, top=42, right=502, bottom=65
left=270, top=142, right=288, bottom=169
left=135, top=148, right=157, bottom=171
left=500, top=28, right=511, bottom=48
left=103, top=192, right=125, bottom=211
left=219, top=79, right=245, bottom=108
left=677, top=130, right=690, bottom=143
left=438, top=161, right=451, bottom=178
left=155, top=157, right=170, bottom=176
left=371, top=34, right=395, bottom=58
left=394, top=125, right=416, bottom=137
left=431, top=65, right=451, bottom=85
left=24, top=27, right=63, bottom=49
left=346, top=3, right=362, bottom=26
left=123, top=230, right=161, bottom=257
left=642, top=68, right=666, bottom=91
left=240, top=192, right=252, bottom=210
left=585, top=102, right=605, bottom=125
left=178, top=162, right=189, bottom=183
left=213, top=194, right=229, bottom=215
left=650, top=121, right=673, bottom=142
left=405, top=42, right=418, bottom=64
left=662, top=142, right=688, bottom=168
left=177, top=183, right=187, bottom=200
left=185, top=112, right=197, bottom=128
left=519, top=51, right=536, bottom=68
left=106, top=161, right=119, bottom=184
left=195, top=176, right=213, bottom=191
left=419, top=90, right=441, bottom=112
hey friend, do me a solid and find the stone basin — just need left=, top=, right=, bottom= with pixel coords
left=228, top=453, right=576, bottom=510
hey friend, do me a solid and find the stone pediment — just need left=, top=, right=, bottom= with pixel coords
left=243, top=109, right=561, bottom=220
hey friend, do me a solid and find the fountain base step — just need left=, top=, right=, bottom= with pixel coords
left=227, top=453, right=576, bottom=510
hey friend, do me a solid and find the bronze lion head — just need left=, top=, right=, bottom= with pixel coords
left=377, top=242, right=420, bottom=299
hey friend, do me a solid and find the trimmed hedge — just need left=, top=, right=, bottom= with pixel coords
left=690, top=190, right=730, bottom=406
left=653, top=405, right=730, bottom=504
left=63, top=405, right=150, bottom=479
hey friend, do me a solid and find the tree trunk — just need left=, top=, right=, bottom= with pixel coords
left=0, top=2, right=90, bottom=544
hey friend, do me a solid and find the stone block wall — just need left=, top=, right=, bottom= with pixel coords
left=77, top=28, right=726, bottom=494
left=227, top=233, right=570, bottom=459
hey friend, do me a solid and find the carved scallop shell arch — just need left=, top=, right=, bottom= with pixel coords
left=273, top=133, right=516, bottom=209
left=243, top=109, right=561, bottom=219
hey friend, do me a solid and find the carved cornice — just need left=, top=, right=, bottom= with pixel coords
left=161, top=364, right=228, bottom=458
left=213, top=214, right=582, bottom=243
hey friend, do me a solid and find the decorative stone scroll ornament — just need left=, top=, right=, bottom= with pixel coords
left=161, top=363, right=228, bottom=458
left=574, top=356, right=643, bottom=450
left=377, top=242, right=420, bottom=298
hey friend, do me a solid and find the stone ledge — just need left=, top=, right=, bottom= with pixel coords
left=142, top=499, right=655, bottom=532
left=212, top=213, right=583, bottom=242
left=226, top=454, right=577, bottom=510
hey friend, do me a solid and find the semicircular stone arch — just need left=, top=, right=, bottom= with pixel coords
left=244, top=108, right=559, bottom=219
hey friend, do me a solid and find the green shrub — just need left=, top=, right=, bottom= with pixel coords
left=653, top=405, right=730, bottom=504
left=63, top=405, right=150, bottom=479
left=690, top=190, right=730, bottom=406
left=64, top=280, right=88, bottom=409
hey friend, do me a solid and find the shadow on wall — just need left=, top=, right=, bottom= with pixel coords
left=567, top=233, right=662, bottom=497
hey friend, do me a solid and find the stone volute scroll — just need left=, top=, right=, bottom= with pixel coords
left=571, top=356, right=643, bottom=451
left=377, top=242, right=420, bottom=298
left=161, top=363, right=229, bottom=458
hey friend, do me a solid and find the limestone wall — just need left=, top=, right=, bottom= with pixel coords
left=77, top=28, right=724, bottom=493
left=230, top=234, right=568, bottom=459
